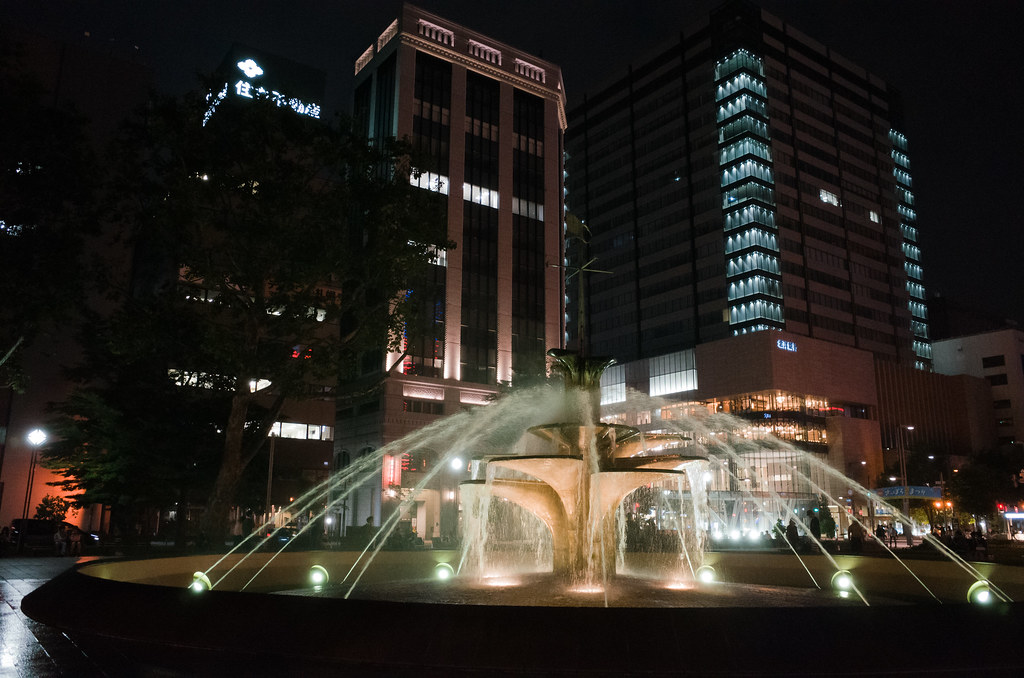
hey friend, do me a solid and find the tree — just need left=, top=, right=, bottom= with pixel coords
left=0, top=36, right=98, bottom=390
left=49, top=87, right=449, bottom=544
left=34, top=494, right=72, bottom=523
left=947, top=446, right=1024, bottom=518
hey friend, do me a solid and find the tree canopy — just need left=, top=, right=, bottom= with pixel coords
left=0, top=39, right=98, bottom=390
left=44, top=86, right=449, bottom=541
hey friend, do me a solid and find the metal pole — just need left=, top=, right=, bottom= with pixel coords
left=899, top=426, right=913, bottom=547
left=265, top=434, right=276, bottom=526
left=18, top=450, right=37, bottom=552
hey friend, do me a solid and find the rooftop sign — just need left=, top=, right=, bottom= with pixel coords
left=204, top=46, right=325, bottom=127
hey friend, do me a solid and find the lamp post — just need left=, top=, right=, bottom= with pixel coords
left=265, top=433, right=276, bottom=528
left=897, top=425, right=914, bottom=547
left=18, top=428, right=47, bottom=552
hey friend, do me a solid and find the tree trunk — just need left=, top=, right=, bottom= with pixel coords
left=199, top=382, right=251, bottom=547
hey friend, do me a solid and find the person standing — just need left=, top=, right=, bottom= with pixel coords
left=54, top=525, right=67, bottom=556
left=808, top=512, right=821, bottom=542
left=785, top=518, right=800, bottom=548
left=847, top=521, right=865, bottom=554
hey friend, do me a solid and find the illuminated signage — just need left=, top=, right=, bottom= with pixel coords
left=204, top=57, right=322, bottom=126
left=776, top=339, right=797, bottom=352
left=872, top=486, right=942, bottom=499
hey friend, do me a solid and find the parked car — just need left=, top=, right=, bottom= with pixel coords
left=9, top=519, right=100, bottom=555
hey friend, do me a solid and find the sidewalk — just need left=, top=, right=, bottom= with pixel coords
left=0, top=556, right=113, bottom=677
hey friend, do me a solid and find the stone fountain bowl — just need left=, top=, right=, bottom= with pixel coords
left=22, top=549, right=1024, bottom=676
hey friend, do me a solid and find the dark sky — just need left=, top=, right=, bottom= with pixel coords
left=8, top=0, right=1023, bottom=326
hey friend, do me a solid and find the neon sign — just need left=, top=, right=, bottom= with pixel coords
left=776, top=339, right=797, bottom=352
left=204, top=58, right=322, bottom=126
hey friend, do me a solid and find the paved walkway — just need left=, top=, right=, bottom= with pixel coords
left=0, top=556, right=116, bottom=677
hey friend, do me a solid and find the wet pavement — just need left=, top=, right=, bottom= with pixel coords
left=0, top=556, right=123, bottom=677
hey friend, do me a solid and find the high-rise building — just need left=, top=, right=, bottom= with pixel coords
left=335, top=4, right=566, bottom=539
left=563, top=1, right=952, bottom=528
left=566, top=0, right=929, bottom=371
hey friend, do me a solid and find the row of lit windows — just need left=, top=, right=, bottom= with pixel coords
left=725, top=227, right=778, bottom=254
left=715, top=49, right=764, bottom=80
left=906, top=281, right=926, bottom=299
left=728, top=274, right=782, bottom=301
left=722, top=159, right=773, bottom=187
left=912, top=340, right=933, bottom=360
left=908, top=300, right=928, bottom=320
left=723, top=182, right=774, bottom=208
left=730, top=299, right=783, bottom=325
left=649, top=349, right=698, bottom=397
left=716, top=72, right=767, bottom=100
left=410, top=169, right=449, bottom=195
left=897, top=204, right=917, bottom=220
left=889, top=130, right=909, bottom=152
left=268, top=421, right=334, bottom=441
left=717, top=94, right=768, bottom=122
left=905, top=261, right=923, bottom=281
left=718, top=116, right=771, bottom=144
left=410, top=171, right=547, bottom=220
left=721, top=137, right=772, bottom=165
left=725, top=205, right=775, bottom=233
left=902, top=243, right=921, bottom=261
left=728, top=251, right=781, bottom=277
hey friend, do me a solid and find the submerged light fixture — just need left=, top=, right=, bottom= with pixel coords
left=309, top=565, right=329, bottom=588
left=190, top=571, right=212, bottom=593
left=831, top=569, right=853, bottom=598
left=968, top=580, right=994, bottom=605
left=696, top=565, right=716, bottom=583
left=435, top=562, right=455, bottom=580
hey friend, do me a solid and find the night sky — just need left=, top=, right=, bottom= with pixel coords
left=8, top=0, right=1023, bottom=327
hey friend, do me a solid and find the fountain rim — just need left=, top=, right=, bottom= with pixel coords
left=19, top=551, right=1024, bottom=676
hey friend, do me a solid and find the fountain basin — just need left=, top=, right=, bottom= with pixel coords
left=22, top=551, right=1024, bottom=676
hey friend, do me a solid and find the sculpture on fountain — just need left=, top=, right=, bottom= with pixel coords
left=461, top=347, right=708, bottom=582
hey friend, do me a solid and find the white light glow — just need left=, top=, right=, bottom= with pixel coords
left=26, top=429, right=47, bottom=447
left=309, top=565, right=329, bottom=587
left=450, top=457, right=464, bottom=471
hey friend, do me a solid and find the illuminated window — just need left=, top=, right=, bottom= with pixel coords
left=463, top=182, right=499, bottom=209
left=649, top=350, right=697, bottom=397
left=410, top=170, right=449, bottom=195
left=819, top=189, right=840, bottom=207
left=600, top=364, right=626, bottom=405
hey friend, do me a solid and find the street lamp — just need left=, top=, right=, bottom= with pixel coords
left=897, top=425, right=914, bottom=547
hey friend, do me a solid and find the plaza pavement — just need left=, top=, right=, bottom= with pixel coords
left=0, top=556, right=125, bottom=677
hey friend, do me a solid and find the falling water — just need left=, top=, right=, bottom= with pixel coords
left=197, top=379, right=1012, bottom=607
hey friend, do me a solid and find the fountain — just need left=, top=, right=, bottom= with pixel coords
left=21, top=349, right=1024, bottom=675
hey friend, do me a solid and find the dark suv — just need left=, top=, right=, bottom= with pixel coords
left=9, top=519, right=100, bottom=555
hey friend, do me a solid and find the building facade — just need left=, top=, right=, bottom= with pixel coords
left=565, top=0, right=929, bottom=370
left=933, top=328, right=1024, bottom=447
left=562, top=1, right=954, bottom=534
left=335, top=5, right=566, bottom=539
